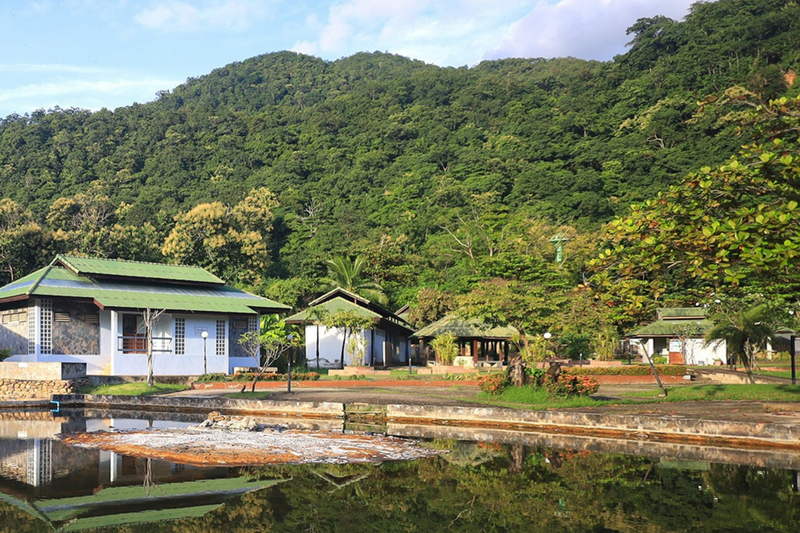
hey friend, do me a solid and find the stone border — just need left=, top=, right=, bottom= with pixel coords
left=385, top=404, right=800, bottom=449
left=52, top=394, right=344, bottom=419
left=45, top=395, right=800, bottom=450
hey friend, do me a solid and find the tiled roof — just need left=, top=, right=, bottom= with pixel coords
left=55, top=255, right=224, bottom=285
left=628, top=319, right=713, bottom=337
left=0, top=263, right=289, bottom=315
left=411, top=315, right=519, bottom=339
left=657, top=307, right=707, bottom=319
left=285, top=296, right=382, bottom=323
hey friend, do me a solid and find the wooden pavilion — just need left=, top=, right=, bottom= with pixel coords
left=411, top=315, right=518, bottom=366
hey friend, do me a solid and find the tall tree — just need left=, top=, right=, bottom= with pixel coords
left=705, top=302, right=777, bottom=383
left=320, top=255, right=388, bottom=305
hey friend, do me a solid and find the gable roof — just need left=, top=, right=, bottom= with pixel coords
left=411, top=315, right=519, bottom=340
left=285, top=287, right=413, bottom=333
left=0, top=257, right=290, bottom=315
left=657, top=307, right=707, bottom=319
left=54, top=255, right=224, bottom=285
left=628, top=318, right=713, bottom=338
left=285, top=296, right=382, bottom=322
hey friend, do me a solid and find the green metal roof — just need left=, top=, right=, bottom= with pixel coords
left=285, top=296, right=382, bottom=323
left=628, top=318, right=714, bottom=338
left=411, top=315, right=519, bottom=339
left=657, top=307, right=707, bottom=319
left=0, top=264, right=290, bottom=314
left=55, top=255, right=224, bottom=285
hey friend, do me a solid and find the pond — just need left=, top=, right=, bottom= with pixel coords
left=1, top=409, right=799, bottom=532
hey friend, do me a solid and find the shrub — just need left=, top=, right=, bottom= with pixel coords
left=430, top=333, right=459, bottom=365
left=564, top=365, right=686, bottom=376
left=544, top=374, right=600, bottom=397
left=478, top=374, right=509, bottom=395
left=197, top=373, right=228, bottom=382
left=524, top=367, right=545, bottom=383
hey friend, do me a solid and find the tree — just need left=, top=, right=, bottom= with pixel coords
left=429, top=332, right=458, bottom=365
left=0, top=199, right=48, bottom=284
left=458, top=279, right=567, bottom=361
left=590, top=90, right=800, bottom=325
left=139, top=308, right=166, bottom=387
left=319, top=256, right=388, bottom=305
left=321, top=311, right=375, bottom=369
left=238, top=314, right=299, bottom=391
left=705, top=302, right=777, bottom=383
left=162, top=188, right=278, bottom=285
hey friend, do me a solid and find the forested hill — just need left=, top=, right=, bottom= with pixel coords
left=0, top=0, right=798, bottom=308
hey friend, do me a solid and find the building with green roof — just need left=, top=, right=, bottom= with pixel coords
left=285, top=288, right=414, bottom=368
left=626, top=307, right=726, bottom=365
left=411, top=315, right=519, bottom=366
left=0, top=255, right=290, bottom=376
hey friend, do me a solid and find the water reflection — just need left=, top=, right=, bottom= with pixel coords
left=0, top=410, right=799, bottom=532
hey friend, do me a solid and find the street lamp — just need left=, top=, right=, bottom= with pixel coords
left=286, top=334, right=295, bottom=393
left=543, top=332, right=552, bottom=369
left=201, top=330, right=209, bottom=375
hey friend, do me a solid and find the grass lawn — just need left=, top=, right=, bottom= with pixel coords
left=224, top=391, right=272, bottom=400
left=78, top=382, right=189, bottom=396
left=474, top=386, right=614, bottom=410
left=620, top=384, right=800, bottom=402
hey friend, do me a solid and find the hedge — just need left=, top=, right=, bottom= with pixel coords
left=563, top=365, right=687, bottom=377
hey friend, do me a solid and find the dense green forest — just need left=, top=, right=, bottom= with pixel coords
left=0, top=0, right=798, bottom=341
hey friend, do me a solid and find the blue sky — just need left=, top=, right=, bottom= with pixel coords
left=0, top=0, right=699, bottom=118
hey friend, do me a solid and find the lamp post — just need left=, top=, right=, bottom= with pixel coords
left=201, top=330, right=209, bottom=375
left=286, top=334, right=295, bottom=393
left=543, top=332, right=552, bottom=369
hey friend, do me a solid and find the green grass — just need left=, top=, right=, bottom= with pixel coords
left=224, top=391, right=272, bottom=400
left=619, top=384, right=800, bottom=402
left=754, top=370, right=794, bottom=378
left=474, top=385, right=612, bottom=409
left=78, top=382, right=189, bottom=396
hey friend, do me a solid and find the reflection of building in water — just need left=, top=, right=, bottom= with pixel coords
left=26, top=439, right=52, bottom=487
left=0, top=412, right=280, bottom=531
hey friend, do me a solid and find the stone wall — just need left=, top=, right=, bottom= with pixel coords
left=0, top=306, right=28, bottom=355
left=0, top=377, right=92, bottom=399
left=0, top=361, right=87, bottom=380
left=52, top=302, right=100, bottom=355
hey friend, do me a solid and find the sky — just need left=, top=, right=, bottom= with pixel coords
left=0, top=0, right=701, bottom=118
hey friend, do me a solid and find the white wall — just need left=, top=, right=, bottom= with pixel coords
left=110, top=314, right=229, bottom=376
left=305, top=325, right=377, bottom=368
left=631, top=337, right=727, bottom=365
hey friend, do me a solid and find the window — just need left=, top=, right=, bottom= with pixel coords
left=248, top=316, right=258, bottom=333
left=28, top=303, right=36, bottom=355
left=215, top=319, right=226, bottom=356
left=174, top=318, right=185, bottom=355
left=39, top=299, right=52, bottom=355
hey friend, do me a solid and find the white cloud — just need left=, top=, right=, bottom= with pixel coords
left=0, top=64, right=107, bottom=73
left=0, top=76, right=181, bottom=112
left=292, top=0, right=530, bottom=66
left=134, top=0, right=270, bottom=32
left=292, top=0, right=700, bottom=66
left=489, top=0, right=697, bottom=62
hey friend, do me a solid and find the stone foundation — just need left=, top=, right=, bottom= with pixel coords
left=0, top=377, right=93, bottom=399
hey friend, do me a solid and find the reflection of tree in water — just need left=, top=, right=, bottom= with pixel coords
left=3, top=446, right=800, bottom=532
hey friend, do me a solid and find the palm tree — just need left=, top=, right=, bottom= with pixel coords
left=705, top=304, right=775, bottom=384
left=320, top=255, right=388, bottom=305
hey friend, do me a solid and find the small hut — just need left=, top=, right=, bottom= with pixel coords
left=411, top=315, right=518, bottom=367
